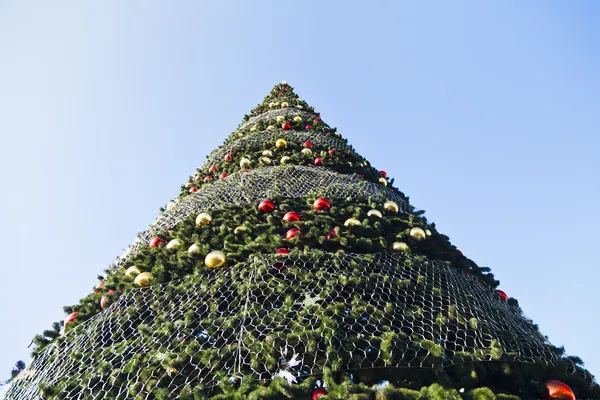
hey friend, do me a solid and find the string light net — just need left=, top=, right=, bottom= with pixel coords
left=110, top=166, right=409, bottom=271
left=1, top=252, right=568, bottom=399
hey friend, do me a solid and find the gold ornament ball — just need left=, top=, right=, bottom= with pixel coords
left=281, top=102, right=289, bottom=108
left=188, top=243, right=201, bottom=255
left=260, top=157, right=272, bottom=165
left=239, top=157, right=251, bottom=169
left=234, top=225, right=248, bottom=235
left=379, top=177, right=387, bottom=186
left=125, top=266, right=141, bottom=279
left=135, top=272, right=154, bottom=287
left=344, top=218, right=361, bottom=227
left=196, top=212, right=213, bottom=226
left=293, top=116, right=302, bottom=122
left=166, top=239, right=181, bottom=249
left=384, top=201, right=399, bottom=213
left=266, top=125, right=275, bottom=131
left=301, top=148, right=313, bottom=155
left=367, top=209, right=383, bottom=218
left=262, top=150, right=273, bottom=157
left=276, top=138, right=287, bottom=149
left=426, top=229, right=432, bottom=236
left=205, top=250, right=227, bottom=269
left=268, top=102, right=276, bottom=108
left=276, top=115, right=285, bottom=122
left=393, top=242, right=409, bottom=252
left=410, top=227, right=427, bottom=240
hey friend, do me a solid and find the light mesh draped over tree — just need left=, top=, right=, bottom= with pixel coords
left=2, top=83, right=598, bottom=400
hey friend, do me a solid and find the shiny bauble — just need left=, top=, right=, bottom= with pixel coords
left=379, top=177, right=387, bottom=186
left=259, top=156, right=272, bottom=165
left=276, top=248, right=290, bottom=255
left=258, top=200, right=275, bottom=213
left=262, top=150, right=273, bottom=157
left=276, top=115, right=285, bottom=122
left=125, top=266, right=141, bottom=279
left=224, top=152, right=234, bottom=161
left=542, top=380, right=575, bottom=400
left=286, top=228, right=303, bottom=240
left=393, top=242, right=409, bottom=252
left=196, top=212, right=213, bottom=226
left=305, top=124, right=313, bottom=129
left=64, top=312, right=78, bottom=327
left=497, top=290, right=508, bottom=302
left=409, top=227, right=427, bottom=240
left=313, top=197, right=331, bottom=211
left=100, top=295, right=111, bottom=310
left=203, top=175, right=213, bottom=182
left=276, top=138, right=287, bottom=149
left=234, top=225, right=248, bottom=235
left=135, top=272, right=154, bottom=287
left=384, top=201, right=399, bottom=213
left=149, top=237, right=165, bottom=248
left=189, top=187, right=197, bottom=193
left=205, top=250, right=227, bottom=269
left=208, top=165, right=218, bottom=172
left=282, top=122, right=291, bottom=130
left=166, top=239, right=181, bottom=249
left=93, top=281, right=105, bottom=294
left=280, top=156, right=291, bottom=164
left=303, top=141, right=313, bottom=148
left=188, top=243, right=201, bottom=255
left=281, top=102, right=289, bottom=108
left=314, top=157, right=323, bottom=166
left=219, top=173, right=228, bottom=179
left=367, top=209, right=383, bottom=218
left=379, top=170, right=387, bottom=178
left=344, top=218, right=361, bottom=227
left=312, top=389, right=328, bottom=400
left=301, top=148, right=313, bottom=155
left=266, top=125, right=275, bottom=131
left=239, top=157, right=251, bottom=169
left=283, top=211, right=301, bottom=222
left=293, top=116, right=302, bottom=122
left=426, top=229, right=432, bottom=236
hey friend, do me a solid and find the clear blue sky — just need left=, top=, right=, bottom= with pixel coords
left=1, top=1, right=599, bottom=383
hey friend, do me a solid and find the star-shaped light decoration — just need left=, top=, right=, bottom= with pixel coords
left=273, top=348, right=302, bottom=384
left=298, top=293, right=322, bottom=308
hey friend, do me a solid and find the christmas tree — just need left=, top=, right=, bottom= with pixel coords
left=2, top=83, right=599, bottom=400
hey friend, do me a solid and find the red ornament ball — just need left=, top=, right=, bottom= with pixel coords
left=303, top=141, right=313, bottom=148
left=328, top=149, right=338, bottom=155
left=312, top=388, right=328, bottom=400
left=93, top=281, right=105, bottom=294
left=275, top=248, right=290, bottom=255
left=193, top=175, right=201, bottom=181
left=326, top=229, right=338, bottom=240
left=203, top=176, right=213, bottom=182
left=379, top=170, right=387, bottom=178
left=314, top=157, right=323, bottom=166
left=542, top=380, right=575, bottom=400
left=100, top=296, right=110, bottom=310
left=224, top=152, right=234, bottom=161
left=64, top=312, right=78, bottom=327
left=313, top=197, right=331, bottom=211
left=150, top=237, right=165, bottom=248
left=219, top=173, right=228, bottom=179
left=286, top=228, right=303, bottom=240
left=497, top=290, right=508, bottom=302
left=208, top=165, right=218, bottom=172
left=283, top=211, right=301, bottom=222
left=282, top=122, right=291, bottom=130
left=305, top=124, right=313, bottom=129
left=258, top=200, right=275, bottom=213
left=190, top=187, right=198, bottom=193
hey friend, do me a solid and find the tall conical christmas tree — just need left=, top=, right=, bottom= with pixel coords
left=2, top=83, right=599, bottom=400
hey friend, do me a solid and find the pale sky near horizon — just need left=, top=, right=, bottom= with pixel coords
left=1, top=0, right=599, bottom=385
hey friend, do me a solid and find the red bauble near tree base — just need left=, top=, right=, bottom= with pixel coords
left=496, top=290, right=508, bottom=302
left=283, top=211, right=301, bottom=223
left=303, top=141, right=313, bottom=148
left=275, top=248, right=290, bottom=255
left=314, top=157, right=323, bottom=166
left=313, top=197, right=331, bottom=211
left=312, top=388, right=328, bottom=400
left=542, top=380, right=575, bottom=400
left=208, top=165, right=218, bottom=172
left=282, top=122, right=291, bottom=130
left=258, top=200, right=275, bottom=213
left=224, top=153, right=234, bottom=161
